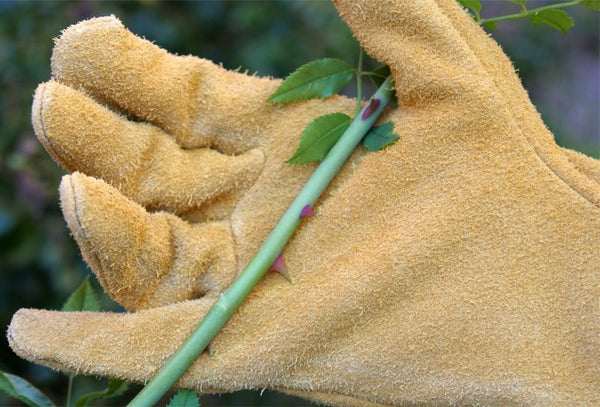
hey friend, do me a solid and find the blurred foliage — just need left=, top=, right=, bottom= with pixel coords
left=0, top=0, right=597, bottom=406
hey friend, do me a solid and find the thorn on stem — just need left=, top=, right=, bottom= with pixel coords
left=270, top=253, right=291, bottom=282
left=206, top=341, right=215, bottom=357
left=299, top=204, right=315, bottom=218
left=362, top=98, right=381, bottom=120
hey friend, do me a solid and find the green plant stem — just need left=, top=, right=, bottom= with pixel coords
left=127, top=75, right=395, bottom=407
left=66, top=374, right=74, bottom=407
left=355, top=49, right=363, bottom=116
left=478, top=0, right=581, bottom=25
left=363, top=72, right=387, bottom=79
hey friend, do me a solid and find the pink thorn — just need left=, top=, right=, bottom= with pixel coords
left=270, top=253, right=291, bottom=282
left=362, top=98, right=381, bottom=120
left=299, top=204, right=315, bottom=218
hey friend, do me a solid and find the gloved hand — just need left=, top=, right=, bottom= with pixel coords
left=8, top=0, right=600, bottom=405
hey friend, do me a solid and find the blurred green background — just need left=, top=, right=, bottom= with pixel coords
left=0, top=1, right=598, bottom=406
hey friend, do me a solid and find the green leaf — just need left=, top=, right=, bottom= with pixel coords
left=482, top=21, right=497, bottom=31
left=362, top=122, right=399, bottom=152
left=167, top=390, right=200, bottom=407
left=61, top=276, right=101, bottom=312
left=287, top=113, right=351, bottom=164
left=457, top=0, right=481, bottom=19
left=457, top=0, right=481, bottom=13
left=269, top=58, right=354, bottom=103
left=0, top=371, right=56, bottom=407
left=529, top=9, right=574, bottom=34
left=580, top=0, right=600, bottom=11
left=74, top=379, right=128, bottom=407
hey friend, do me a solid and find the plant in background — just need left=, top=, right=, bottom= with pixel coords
left=2, top=1, right=598, bottom=406
left=1, top=278, right=128, bottom=407
left=458, top=0, right=599, bottom=32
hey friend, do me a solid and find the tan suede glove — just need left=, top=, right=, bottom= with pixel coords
left=8, top=0, right=600, bottom=405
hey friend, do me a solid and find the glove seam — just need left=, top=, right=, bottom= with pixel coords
left=561, top=147, right=600, bottom=185
left=120, top=128, right=162, bottom=208
left=67, top=176, right=114, bottom=299
left=35, top=82, right=75, bottom=173
left=438, top=1, right=600, bottom=209
left=228, top=151, right=268, bottom=273
left=131, top=215, right=177, bottom=310
left=184, top=56, right=202, bottom=140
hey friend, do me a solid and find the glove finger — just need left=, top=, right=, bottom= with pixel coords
left=60, top=172, right=238, bottom=311
left=51, top=15, right=278, bottom=153
left=8, top=301, right=215, bottom=386
left=334, top=0, right=600, bottom=206
left=334, top=0, right=507, bottom=113
left=33, top=80, right=264, bottom=218
left=431, top=0, right=600, bottom=206
left=432, top=0, right=554, bottom=139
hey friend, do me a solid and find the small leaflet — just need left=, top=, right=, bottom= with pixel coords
left=580, top=0, right=600, bottom=11
left=362, top=122, right=400, bottom=152
left=286, top=113, right=352, bottom=164
left=482, top=21, right=497, bottom=31
left=457, top=0, right=482, bottom=16
left=529, top=9, right=574, bottom=34
left=166, top=390, right=200, bottom=407
left=269, top=58, right=354, bottom=103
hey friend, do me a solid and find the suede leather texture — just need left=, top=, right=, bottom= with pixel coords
left=8, top=0, right=600, bottom=405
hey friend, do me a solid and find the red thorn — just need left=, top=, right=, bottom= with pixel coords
left=299, top=204, right=315, bottom=218
left=362, top=98, right=381, bottom=120
left=270, top=253, right=291, bottom=282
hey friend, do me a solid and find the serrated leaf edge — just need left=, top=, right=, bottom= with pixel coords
left=286, top=113, right=352, bottom=164
left=529, top=9, right=574, bottom=34
left=167, top=390, right=200, bottom=407
left=361, top=122, right=400, bottom=152
left=269, top=58, right=354, bottom=103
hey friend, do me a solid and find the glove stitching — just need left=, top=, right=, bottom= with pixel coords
left=67, top=176, right=114, bottom=299
left=438, top=3, right=599, bottom=209
left=132, top=214, right=177, bottom=310
left=36, top=83, right=75, bottom=173
left=121, top=127, right=162, bottom=209
left=562, top=148, right=600, bottom=185
left=226, top=217, right=241, bottom=278
left=184, top=57, right=203, bottom=141
left=227, top=150, right=268, bottom=272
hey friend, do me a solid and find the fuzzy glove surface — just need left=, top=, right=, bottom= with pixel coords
left=8, top=0, right=600, bottom=405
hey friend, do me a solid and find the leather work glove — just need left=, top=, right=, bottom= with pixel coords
left=8, top=0, right=600, bottom=405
